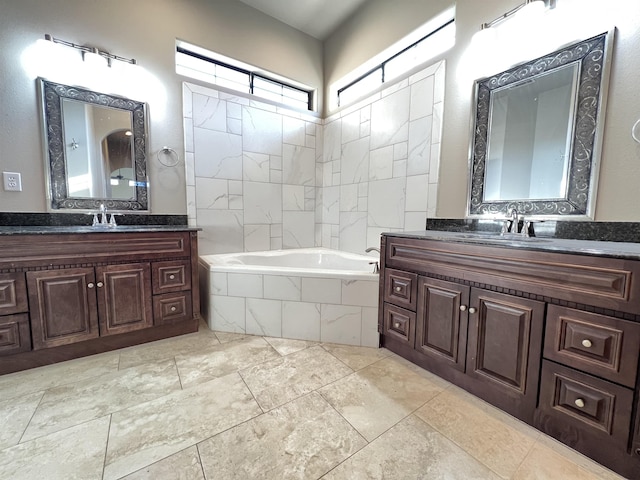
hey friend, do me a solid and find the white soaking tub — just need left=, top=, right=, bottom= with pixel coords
left=199, top=248, right=380, bottom=347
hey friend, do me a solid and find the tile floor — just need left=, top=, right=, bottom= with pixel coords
left=0, top=323, right=626, bottom=480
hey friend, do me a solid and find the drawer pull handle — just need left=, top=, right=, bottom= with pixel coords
left=97, top=282, right=104, bottom=288
left=169, top=274, right=176, bottom=280
left=574, top=398, right=585, bottom=408
left=395, top=286, right=402, bottom=292
left=581, top=339, right=593, bottom=348
left=87, top=283, right=95, bottom=289
left=468, top=307, right=477, bottom=314
left=394, top=322, right=400, bottom=328
left=460, top=305, right=467, bottom=312
left=171, top=306, right=177, bottom=312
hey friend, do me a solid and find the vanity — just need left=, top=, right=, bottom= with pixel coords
left=378, top=230, right=640, bottom=478
left=0, top=226, right=200, bottom=375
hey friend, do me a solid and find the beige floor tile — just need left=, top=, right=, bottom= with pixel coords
left=0, top=352, right=120, bottom=402
left=531, top=435, right=627, bottom=480
left=264, top=337, right=316, bottom=355
left=0, top=416, right=110, bottom=480
left=322, top=415, right=501, bottom=479
left=103, top=372, right=262, bottom=480
left=513, top=441, right=624, bottom=480
left=0, top=392, right=44, bottom=450
left=118, top=331, right=220, bottom=369
left=22, top=359, right=182, bottom=442
left=120, top=446, right=205, bottom=480
left=214, top=330, right=250, bottom=343
left=240, top=345, right=353, bottom=411
left=175, top=336, right=281, bottom=388
left=416, top=387, right=539, bottom=478
left=319, top=356, right=446, bottom=441
left=321, top=343, right=392, bottom=371
left=198, top=392, right=367, bottom=479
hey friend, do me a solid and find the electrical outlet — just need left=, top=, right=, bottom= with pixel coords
left=3, top=172, right=22, bottom=192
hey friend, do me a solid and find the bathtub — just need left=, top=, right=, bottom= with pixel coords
left=199, top=248, right=380, bottom=347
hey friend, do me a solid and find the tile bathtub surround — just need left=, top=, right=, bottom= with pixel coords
left=202, top=268, right=380, bottom=347
left=184, top=60, right=444, bottom=255
left=0, top=326, right=623, bottom=480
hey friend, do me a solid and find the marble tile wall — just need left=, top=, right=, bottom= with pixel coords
left=184, top=60, right=444, bottom=255
left=199, top=264, right=379, bottom=347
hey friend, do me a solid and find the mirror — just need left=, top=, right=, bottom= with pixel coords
left=467, top=31, right=613, bottom=219
left=39, top=78, right=149, bottom=211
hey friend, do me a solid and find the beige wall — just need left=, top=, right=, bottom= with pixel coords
left=0, top=0, right=322, bottom=214
left=325, top=0, right=640, bottom=221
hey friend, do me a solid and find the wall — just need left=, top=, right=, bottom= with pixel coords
left=0, top=0, right=322, bottom=214
left=325, top=0, right=640, bottom=221
left=185, top=60, right=444, bottom=255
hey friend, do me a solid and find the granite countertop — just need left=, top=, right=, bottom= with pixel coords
left=0, top=225, right=200, bottom=236
left=386, top=230, right=640, bottom=260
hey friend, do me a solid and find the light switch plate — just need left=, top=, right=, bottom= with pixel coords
left=3, top=172, right=22, bottom=192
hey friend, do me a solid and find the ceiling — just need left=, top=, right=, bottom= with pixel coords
left=236, top=0, right=370, bottom=40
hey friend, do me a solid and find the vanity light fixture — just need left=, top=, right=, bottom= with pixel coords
left=44, top=34, right=137, bottom=67
left=472, top=0, right=556, bottom=42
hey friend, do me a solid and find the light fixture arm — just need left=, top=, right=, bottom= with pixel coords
left=44, top=34, right=137, bottom=66
left=479, top=0, right=556, bottom=30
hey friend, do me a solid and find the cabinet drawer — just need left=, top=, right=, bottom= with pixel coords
left=0, top=314, right=31, bottom=356
left=152, top=260, right=191, bottom=295
left=537, top=361, right=633, bottom=448
left=153, top=292, right=193, bottom=326
left=544, top=306, right=640, bottom=388
left=0, top=272, right=28, bottom=315
left=384, top=269, right=417, bottom=310
left=383, top=303, right=415, bottom=347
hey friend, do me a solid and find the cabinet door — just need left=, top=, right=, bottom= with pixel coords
left=96, top=263, right=153, bottom=336
left=415, top=277, right=470, bottom=372
left=27, top=268, right=99, bottom=350
left=466, top=289, right=544, bottom=418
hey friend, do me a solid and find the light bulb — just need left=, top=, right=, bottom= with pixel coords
left=83, top=48, right=107, bottom=68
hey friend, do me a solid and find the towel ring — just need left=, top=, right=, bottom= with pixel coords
left=157, top=146, right=180, bottom=167
left=633, top=119, right=640, bottom=144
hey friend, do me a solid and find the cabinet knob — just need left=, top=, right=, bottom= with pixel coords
left=171, top=306, right=177, bottom=312
left=97, top=282, right=104, bottom=288
left=393, top=322, right=400, bottom=328
left=574, top=398, right=585, bottom=408
left=395, top=286, right=402, bottom=292
left=169, top=274, right=176, bottom=280
left=468, top=307, right=477, bottom=314
left=581, top=339, right=592, bottom=348
left=87, top=282, right=95, bottom=288
left=459, top=305, right=467, bottom=311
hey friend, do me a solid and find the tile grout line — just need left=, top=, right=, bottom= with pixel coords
left=15, top=390, right=46, bottom=446
left=195, top=443, right=208, bottom=480
left=101, top=414, right=112, bottom=480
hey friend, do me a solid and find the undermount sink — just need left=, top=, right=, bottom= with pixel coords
left=449, top=233, right=552, bottom=243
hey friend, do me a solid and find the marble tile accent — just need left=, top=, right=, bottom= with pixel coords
left=210, top=295, right=246, bottom=332
left=283, top=116, right=306, bottom=146
left=239, top=345, right=352, bottom=411
left=193, top=128, right=242, bottom=180
left=243, top=182, right=282, bottom=224
left=242, top=106, right=282, bottom=156
left=405, top=174, right=429, bottom=211
left=322, top=415, right=501, bottom=480
left=0, top=352, right=120, bottom=401
left=283, top=144, right=315, bottom=186
left=320, top=304, right=362, bottom=345
left=175, top=336, right=280, bottom=388
left=263, top=275, right=301, bottom=301
left=120, top=446, right=205, bottom=480
left=22, top=360, right=182, bottom=442
left=198, top=392, right=366, bottom=479
left=243, top=152, right=270, bottom=182
left=370, top=87, right=410, bottom=150
left=341, top=137, right=370, bottom=184
left=195, top=177, right=228, bottom=209
left=410, top=75, right=434, bottom=121
left=103, top=372, right=262, bottom=480
left=0, top=416, right=110, bottom=480
left=369, top=145, right=394, bottom=180
left=416, top=387, right=539, bottom=478
left=195, top=209, right=244, bottom=255
left=227, top=273, right=263, bottom=298
left=321, top=344, right=391, bottom=371
left=301, top=277, right=342, bottom=304
left=193, top=94, right=226, bottom=131
left=282, top=211, right=315, bottom=248
left=283, top=184, right=305, bottom=211
left=407, top=116, right=432, bottom=176
left=339, top=212, right=367, bottom=254
left=246, top=298, right=282, bottom=337
left=244, top=224, right=271, bottom=251
left=282, top=301, right=321, bottom=341
left=213, top=331, right=249, bottom=344
left=341, top=110, right=361, bottom=144
left=0, top=392, right=43, bottom=450
left=264, top=337, right=316, bottom=356
left=368, top=178, right=406, bottom=228
left=342, top=279, right=379, bottom=307
left=319, top=356, right=447, bottom=441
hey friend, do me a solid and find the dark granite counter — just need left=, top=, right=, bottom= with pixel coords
left=0, top=225, right=199, bottom=236
left=385, top=230, right=640, bottom=260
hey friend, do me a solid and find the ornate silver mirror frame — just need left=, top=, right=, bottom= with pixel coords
left=467, top=30, right=614, bottom=219
left=39, top=78, right=149, bottom=211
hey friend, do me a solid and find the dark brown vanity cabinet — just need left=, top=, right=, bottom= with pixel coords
left=379, top=233, right=640, bottom=478
left=0, top=229, right=200, bottom=375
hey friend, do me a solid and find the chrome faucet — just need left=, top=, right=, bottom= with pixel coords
left=99, top=203, right=108, bottom=225
left=91, top=204, right=118, bottom=227
left=365, top=247, right=380, bottom=273
left=365, top=247, right=380, bottom=254
left=509, top=207, right=519, bottom=234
